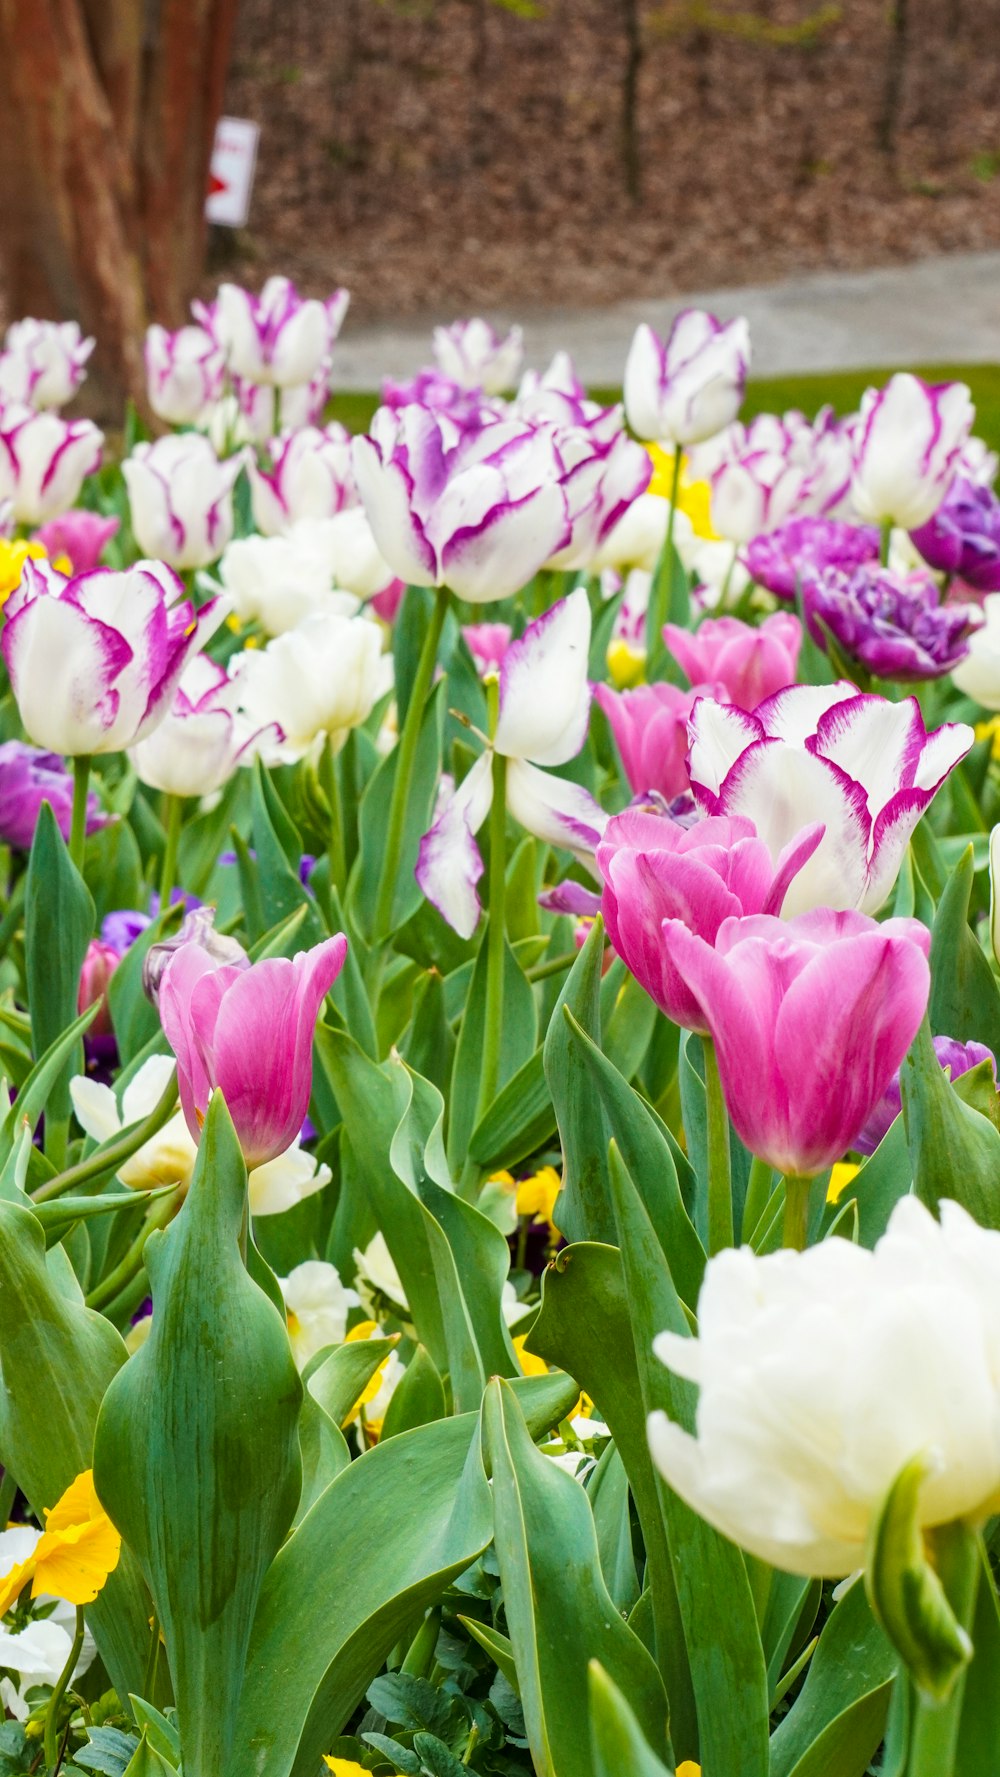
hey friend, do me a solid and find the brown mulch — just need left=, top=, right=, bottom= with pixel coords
left=214, top=0, right=1000, bottom=324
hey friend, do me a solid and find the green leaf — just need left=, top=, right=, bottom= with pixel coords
left=350, top=679, right=446, bottom=942
left=900, top=1015, right=1000, bottom=1228
left=457, top=1617, right=520, bottom=1693
left=25, top=802, right=94, bottom=1122
left=251, top=761, right=327, bottom=945
left=929, top=844, right=1000, bottom=1051
left=543, top=919, right=613, bottom=1244
left=865, top=1455, right=974, bottom=1704
left=107, top=902, right=183, bottom=1067
left=126, top=1700, right=180, bottom=1766
left=94, top=1095, right=303, bottom=1777
left=412, top=1733, right=467, bottom=1777
left=468, top=1046, right=555, bottom=1171
left=447, top=932, right=538, bottom=1175
left=121, top=1734, right=177, bottom=1777
left=955, top=1543, right=1000, bottom=1776
left=76, top=1728, right=140, bottom=1776
left=307, top=1335, right=399, bottom=1429
left=482, top=1376, right=668, bottom=1777
left=380, top=1344, right=446, bottom=1440
left=588, top=1661, right=674, bottom=1777
left=367, top=1671, right=460, bottom=1737
left=587, top=1443, right=640, bottom=1616
left=769, top=1577, right=895, bottom=1777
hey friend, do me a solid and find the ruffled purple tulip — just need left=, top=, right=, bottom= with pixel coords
left=741, top=517, right=880, bottom=602
left=687, top=684, right=973, bottom=915
left=597, top=808, right=823, bottom=1031
left=210, top=277, right=349, bottom=388
left=663, top=612, right=801, bottom=711
left=910, top=476, right=1000, bottom=593
left=2, top=558, right=225, bottom=756
left=0, top=740, right=107, bottom=850
left=854, top=1034, right=996, bottom=1156
left=0, top=405, right=103, bottom=525
left=803, top=563, right=981, bottom=683
left=352, top=405, right=572, bottom=604
left=103, top=908, right=153, bottom=955
left=122, top=433, right=244, bottom=571
left=158, top=932, right=348, bottom=1167
left=248, top=423, right=357, bottom=536
left=851, top=374, right=973, bottom=529
left=594, top=680, right=720, bottom=801
left=432, top=318, right=524, bottom=395
left=662, top=907, right=931, bottom=1174
left=145, top=323, right=225, bottom=427
left=624, top=310, right=750, bottom=447
left=0, top=319, right=94, bottom=410
left=33, top=511, right=119, bottom=574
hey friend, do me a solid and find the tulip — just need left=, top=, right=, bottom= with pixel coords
left=851, top=374, right=973, bottom=529
left=710, top=449, right=811, bottom=544
left=211, top=277, right=349, bottom=387
left=661, top=906, right=930, bottom=1174
left=687, top=684, right=973, bottom=915
left=663, top=612, right=801, bottom=710
left=432, top=317, right=525, bottom=394
left=0, top=740, right=107, bottom=849
left=0, top=319, right=94, bottom=410
left=544, top=422, right=652, bottom=574
left=122, top=434, right=244, bottom=571
left=279, top=1260, right=361, bottom=1369
left=77, top=939, right=119, bottom=1036
left=910, top=476, right=1000, bottom=593
left=416, top=589, right=606, bottom=935
left=803, top=564, right=980, bottom=683
left=624, top=310, right=750, bottom=447
left=235, top=610, right=390, bottom=764
left=740, top=516, right=880, bottom=602
left=321, top=507, right=400, bottom=601
left=158, top=932, right=348, bottom=1168
left=248, top=423, right=357, bottom=534
left=463, top=621, right=512, bottom=675
left=0, top=406, right=103, bottom=525
left=2, top=559, right=225, bottom=756
left=216, top=525, right=358, bottom=636
left=597, top=808, right=823, bottom=1030
left=142, top=906, right=250, bottom=1006
left=854, top=1034, right=996, bottom=1156
left=352, top=405, right=570, bottom=604
left=952, top=592, right=1000, bottom=709
left=381, top=368, right=498, bottom=433
left=144, top=323, right=225, bottom=426
left=32, top=511, right=119, bottom=574
left=129, top=655, right=274, bottom=797
left=648, top=1194, right=1000, bottom=1578
left=594, top=680, right=715, bottom=801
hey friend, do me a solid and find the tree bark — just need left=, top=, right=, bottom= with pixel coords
left=620, top=0, right=644, bottom=202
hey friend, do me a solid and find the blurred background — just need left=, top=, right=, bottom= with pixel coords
left=2, top=0, right=999, bottom=412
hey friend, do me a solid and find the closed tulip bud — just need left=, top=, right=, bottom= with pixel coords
left=624, top=310, right=750, bottom=447
left=663, top=612, right=801, bottom=711
left=32, top=511, right=119, bottom=575
left=145, top=323, right=225, bottom=427
left=123, top=434, right=244, bottom=571
left=77, top=939, right=120, bottom=1036
left=248, top=423, right=357, bottom=535
left=235, top=610, right=390, bottom=764
left=594, top=680, right=711, bottom=802
left=0, top=406, right=102, bottom=525
left=432, top=317, right=524, bottom=394
left=212, top=277, right=348, bottom=388
left=0, top=319, right=94, bottom=410
left=851, top=374, right=973, bottom=529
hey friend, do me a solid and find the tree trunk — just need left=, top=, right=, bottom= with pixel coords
left=0, top=0, right=239, bottom=410
left=621, top=0, right=644, bottom=202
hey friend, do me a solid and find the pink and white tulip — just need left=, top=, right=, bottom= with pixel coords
left=129, top=655, right=274, bottom=798
left=851, top=374, right=973, bottom=529
left=122, top=433, right=244, bottom=571
left=145, top=323, right=225, bottom=427
left=158, top=933, right=348, bottom=1168
left=687, top=684, right=974, bottom=915
left=210, top=278, right=349, bottom=388
left=1, top=559, right=225, bottom=756
left=0, top=406, right=102, bottom=525
left=663, top=613, right=801, bottom=711
left=624, top=310, right=750, bottom=447
left=248, top=423, right=357, bottom=535
left=0, top=319, right=94, bottom=410
left=432, top=318, right=524, bottom=395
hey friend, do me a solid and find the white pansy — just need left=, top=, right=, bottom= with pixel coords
left=280, top=1260, right=360, bottom=1369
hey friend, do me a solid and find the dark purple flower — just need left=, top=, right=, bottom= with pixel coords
left=854, top=1035, right=996, bottom=1156
left=742, top=517, right=880, bottom=603
left=102, top=908, right=153, bottom=954
left=910, top=476, right=1000, bottom=593
left=803, top=564, right=981, bottom=682
left=0, top=740, right=108, bottom=851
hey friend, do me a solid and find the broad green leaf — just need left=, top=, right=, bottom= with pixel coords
left=251, top=761, right=326, bottom=946
left=307, top=1335, right=399, bottom=1429
left=350, top=679, right=446, bottom=942
left=127, top=1700, right=180, bottom=1766
left=543, top=918, right=613, bottom=1244
left=121, top=1734, right=176, bottom=1777
left=94, top=1095, right=303, bottom=1777
left=468, top=1046, right=555, bottom=1172
left=588, top=1661, right=674, bottom=1777
left=25, top=802, right=94, bottom=1122
left=769, top=1578, right=895, bottom=1777
left=929, top=843, right=1000, bottom=1051
left=587, top=1443, right=640, bottom=1616
left=483, top=1376, right=668, bottom=1777
left=458, top=1616, right=519, bottom=1692
left=900, top=1015, right=1000, bottom=1228
left=380, top=1344, right=446, bottom=1440
left=447, top=930, right=538, bottom=1175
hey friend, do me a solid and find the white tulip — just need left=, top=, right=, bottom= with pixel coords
left=216, top=524, right=359, bottom=637
left=952, top=592, right=1000, bottom=710
left=851, top=374, right=973, bottom=530
left=236, top=609, right=390, bottom=764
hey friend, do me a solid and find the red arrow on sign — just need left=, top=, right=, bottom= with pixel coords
left=207, top=171, right=228, bottom=196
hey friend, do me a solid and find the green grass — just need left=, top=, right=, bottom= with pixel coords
left=330, top=364, right=1000, bottom=454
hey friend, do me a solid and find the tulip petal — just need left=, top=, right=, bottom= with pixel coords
left=494, top=588, right=592, bottom=766
left=1, top=595, right=133, bottom=756
left=415, top=751, right=494, bottom=938
left=351, top=435, right=437, bottom=587
left=505, top=759, right=607, bottom=853
left=438, top=481, right=569, bottom=604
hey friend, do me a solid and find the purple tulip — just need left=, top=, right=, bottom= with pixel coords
left=0, top=405, right=103, bottom=526
left=33, top=511, right=119, bottom=574
left=851, top=374, right=973, bottom=529
left=145, top=323, right=225, bottom=427
left=741, top=517, right=880, bottom=603
left=0, top=740, right=107, bottom=850
left=663, top=612, right=801, bottom=711
left=209, top=278, right=349, bottom=388
left=624, top=310, right=751, bottom=446
left=0, top=319, right=94, bottom=410
left=910, top=476, right=1000, bottom=593
left=595, top=680, right=720, bottom=801
left=158, top=932, right=348, bottom=1167
left=597, top=808, right=823, bottom=1030
left=102, top=908, right=153, bottom=955
left=854, top=1034, right=996, bottom=1156
left=662, top=907, right=931, bottom=1174
left=248, top=423, right=357, bottom=536
left=803, top=564, right=981, bottom=683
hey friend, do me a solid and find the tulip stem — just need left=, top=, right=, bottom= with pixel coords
left=647, top=448, right=684, bottom=661
left=476, top=679, right=508, bottom=1125
left=34, top=1067, right=179, bottom=1203
left=374, top=583, right=450, bottom=939
left=321, top=737, right=347, bottom=889
left=880, top=519, right=893, bottom=566
left=782, top=1173, right=812, bottom=1250
left=43, top=1603, right=85, bottom=1771
left=905, top=1524, right=981, bottom=1777
left=702, top=1036, right=734, bottom=1253
left=159, top=793, right=183, bottom=910
left=69, top=754, right=91, bottom=874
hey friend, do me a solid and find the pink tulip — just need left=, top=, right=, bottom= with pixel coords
left=158, top=934, right=348, bottom=1169
left=662, top=612, right=801, bottom=711
left=597, top=808, right=823, bottom=1030
left=661, top=907, right=930, bottom=1174
left=78, top=939, right=120, bottom=1037
left=34, top=512, right=119, bottom=574
left=595, top=680, right=723, bottom=801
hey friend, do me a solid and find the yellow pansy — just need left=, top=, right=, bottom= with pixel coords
left=0, top=538, right=48, bottom=605
left=325, top=1760, right=403, bottom=1777
left=606, top=635, right=647, bottom=689
left=827, top=1162, right=860, bottom=1205
left=0, top=1470, right=121, bottom=1615
left=677, top=1764, right=702, bottom=1777
left=513, top=1334, right=549, bottom=1379
left=646, top=445, right=718, bottom=540
left=515, top=1164, right=562, bottom=1236
left=976, top=715, right=1000, bottom=761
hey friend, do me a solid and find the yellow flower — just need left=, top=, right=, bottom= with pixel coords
left=606, top=635, right=647, bottom=689
left=827, top=1162, right=860, bottom=1205
left=325, top=1761, right=403, bottom=1777
left=515, top=1165, right=562, bottom=1236
left=341, top=1320, right=398, bottom=1432
left=0, top=1470, right=121, bottom=1615
left=677, top=1765, right=702, bottom=1777
left=976, top=715, right=1000, bottom=761
left=646, top=445, right=718, bottom=540
left=0, top=538, right=48, bottom=605
left=513, top=1334, right=549, bottom=1379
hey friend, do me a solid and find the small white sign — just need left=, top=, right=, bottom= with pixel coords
left=206, top=116, right=260, bottom=228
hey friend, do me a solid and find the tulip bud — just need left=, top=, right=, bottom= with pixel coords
left=143, top=906, right=250, bottom=1008
left=78, top=939, right=120, bottom=1036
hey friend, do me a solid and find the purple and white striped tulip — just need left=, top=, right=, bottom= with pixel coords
left=0, top=319, right=94, bottom=410
left=432, top=317, right=524, bottom=394
left=248, top=423, right=357, bottom=535
left=0, top=405, right=102, bottom=525
left=122, top=433, right=244, bottom=571
left=851, top=374, right=973, bottom=529
left=352, top=406, right=571, bottom=604
left=687, top=683, right=973, bottom=916
left=416, top=589, right=606, bottom=935
left=145, top=323, right=226, bottom=427
left=545, top=417, right=652, bottom=573
left=624, top=310, right=750, bottom=447
left=1, top=559, right=226, bottom=756
left=129, top=655, right=274, bottom=798
left=710, top=447, right=812, bottom=544
left=210, top=278, right=349, bottom=388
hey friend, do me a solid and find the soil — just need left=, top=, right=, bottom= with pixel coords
left=214, top=0, right=1000, bottom=325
